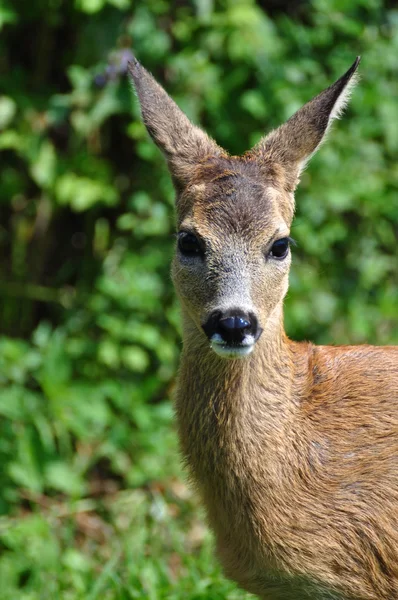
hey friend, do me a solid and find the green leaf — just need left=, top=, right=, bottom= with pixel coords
left=74, top=0, right=105, bottom=15
left=0, top=96, right=16, bottom=128
left=45, top=462, right=86, bottom=496
left=55, top=173, right=118, bottom=211
left=121, top=346, right=150, bottom=372
left=30, top=141, right=57, bottom=189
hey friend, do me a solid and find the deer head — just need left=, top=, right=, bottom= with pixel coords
left=129, top=57, right=359, bottom=359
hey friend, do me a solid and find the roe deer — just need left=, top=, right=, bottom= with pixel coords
left=129, top=56, right=398, bottom=599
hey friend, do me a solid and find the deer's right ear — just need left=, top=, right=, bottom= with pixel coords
left=129, top=57, right=224, bottom=188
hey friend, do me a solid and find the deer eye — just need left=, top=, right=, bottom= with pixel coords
left=269, top=237, right=291, bottom=260
left=178, top=232, right=203, bottom=256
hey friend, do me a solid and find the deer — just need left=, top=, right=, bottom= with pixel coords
left=129, top=55, right=398, bottom=600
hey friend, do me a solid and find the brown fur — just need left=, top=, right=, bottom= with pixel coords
left=129, top=56, right=398, bottom=599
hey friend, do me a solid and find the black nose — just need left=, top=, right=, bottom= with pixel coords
left=202, top=310, right=261, bottom=345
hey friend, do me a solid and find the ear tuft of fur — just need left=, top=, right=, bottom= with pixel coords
left=127, top=56, right=140, bottom=75
left=329, top=57, right=360, bottom=122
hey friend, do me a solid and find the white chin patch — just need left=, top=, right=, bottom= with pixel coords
left=210, top=334, right=255, bottom=359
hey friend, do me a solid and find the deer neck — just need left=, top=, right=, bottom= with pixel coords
left=176, top=304, right=302, bottom=481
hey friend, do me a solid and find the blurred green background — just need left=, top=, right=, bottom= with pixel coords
left=0, top=0, right=397, bottom=597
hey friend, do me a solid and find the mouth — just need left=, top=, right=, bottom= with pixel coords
left=210, top=334, right=255, bottom=359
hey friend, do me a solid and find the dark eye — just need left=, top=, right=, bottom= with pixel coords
left=269, top=237, right=291, bottom=259
left=178, top=232, right=203, bottom=256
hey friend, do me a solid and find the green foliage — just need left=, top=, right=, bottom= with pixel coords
left=0, top=487, right=251, bottom=599
left=0, top=0, right=397, bottom=597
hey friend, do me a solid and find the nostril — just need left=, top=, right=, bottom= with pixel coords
left=219, top=316, right=250, bottom=331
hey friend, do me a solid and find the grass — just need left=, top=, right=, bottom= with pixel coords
left=0, top=435, right=254, bottom=600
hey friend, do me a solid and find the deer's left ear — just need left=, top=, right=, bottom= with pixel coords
left=248, top=57, right=360, bottom=191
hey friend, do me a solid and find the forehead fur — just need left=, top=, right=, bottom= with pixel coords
left=178, top=156, right=294, bottom=232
